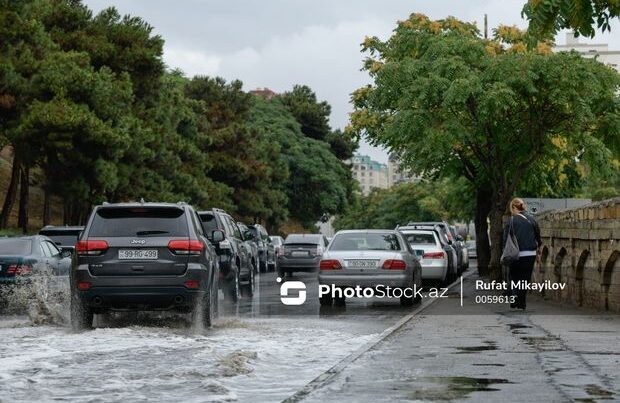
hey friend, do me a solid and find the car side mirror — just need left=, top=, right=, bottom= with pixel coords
left=243, top=230, right=254, bottom=241
left=211, top=230, right=225, bottom=243
left=456, top=235, right=464, bottom=242
left=61, top=249, right=72, bottom=258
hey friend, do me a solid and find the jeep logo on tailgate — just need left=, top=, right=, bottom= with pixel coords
left=131, top=239, right=146, bottom=245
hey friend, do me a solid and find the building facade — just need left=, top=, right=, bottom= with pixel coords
left=553, top=33, right=620, bottom=72
left=387, top=154, right=418, bottom=187
left=350, top=155, right=389, bottom=195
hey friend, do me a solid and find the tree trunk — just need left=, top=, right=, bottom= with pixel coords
left=17, top=166, right=29, bottom=234
left=474, top=187, right=492, bottom=276
left=488, top=195, right=512, bottom=281
left=0, top=158, right=20, bottom=229
left=43, top=185, right=51, bottom=227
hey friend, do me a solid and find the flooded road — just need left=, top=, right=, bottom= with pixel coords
left=0, top=271, right=413, bottom=402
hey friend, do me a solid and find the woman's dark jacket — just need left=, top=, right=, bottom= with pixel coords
left=502, top=212, right=542, bottom=251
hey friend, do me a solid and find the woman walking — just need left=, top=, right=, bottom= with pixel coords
left=503, top=198, right=542, bottom=310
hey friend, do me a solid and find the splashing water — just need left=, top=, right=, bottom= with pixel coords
left=0, top=270, right=69, bottom=326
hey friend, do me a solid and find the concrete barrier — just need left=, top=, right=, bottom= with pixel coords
left=533, top=197, right=620, bottom=312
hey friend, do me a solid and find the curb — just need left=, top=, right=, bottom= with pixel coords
left=282, top=271, right=473, bottom=403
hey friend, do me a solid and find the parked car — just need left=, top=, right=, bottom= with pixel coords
left=269, top=236, right=284, bottom=261
left=399, top=223, right=458, bottom=282
left=400, top=228, right=450, bottom=285
left=465, top=240, right=477, bottom=259
left=248, top=224, right=276, bottom=272
left=237, top=222, right=260, bottom=276
left=278, top=234, right=328, bottom=277
left=318, top=230, right=422, bottom=307
left=70, top=202, right=220, bottom=330
left=0, top=236, right=72, bottom=291
left=449, top=225, right=469, bottom=271
left=39, top=225, right=84, bottom=253
left=198, top=209, right=255, bottom=300
left=406, top=222, right=465, bottom=274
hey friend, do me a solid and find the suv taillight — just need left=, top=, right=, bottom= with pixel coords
left=383, top=259, right=407, bottom=270
left=168, top=240, right=204, bottom=255
left=76, top=240, right=109, bottom=256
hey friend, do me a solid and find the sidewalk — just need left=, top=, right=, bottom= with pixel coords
left=302, top=274, right=620, bottom=402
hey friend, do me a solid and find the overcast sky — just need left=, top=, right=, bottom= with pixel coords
left=84, top=0, right=619, bottom=163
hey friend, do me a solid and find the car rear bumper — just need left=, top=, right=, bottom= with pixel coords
left=278, top=256, right=320, bottom=271
left=420, top=262, right=449, bottom=280
left=318, top=272, right=413, bottom=288
left=79, top=286, right=206, bottom=312
left=73, top=263, right=211, bottom=312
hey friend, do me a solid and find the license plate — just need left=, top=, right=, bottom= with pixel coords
left=347, top=260, right=378, bottom=269
left=118, top=250, right=158, bottom=260
left=291, top=251, right=309, bottom=257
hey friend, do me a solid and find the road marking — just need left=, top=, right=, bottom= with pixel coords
left=282, top=271, right=475, bottom=403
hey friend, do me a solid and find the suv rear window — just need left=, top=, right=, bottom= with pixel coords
left=39, top=231, right=81, bottom=246
left=404, top=233, right=436, bottom=245
left=89, top=207, right=188, bottom=237
left=285, top=235, right=321, bottom=244
left=0, top=239, right=32, bottom=255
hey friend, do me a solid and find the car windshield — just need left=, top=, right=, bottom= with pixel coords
left=89, top=207, right=188, bottom=237
left=404, top=233, right=436, bottom=245
left=330, top=233, right=401, bottom=251
left=0, top=239, right=32, bottom=255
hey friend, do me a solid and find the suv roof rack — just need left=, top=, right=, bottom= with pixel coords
left=211, top=207, right=227, bottom=213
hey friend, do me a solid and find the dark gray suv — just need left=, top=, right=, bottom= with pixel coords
left=70, top=202, right=221, bottom=330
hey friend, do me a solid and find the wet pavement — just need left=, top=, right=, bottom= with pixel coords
left=1, top=266, right=619, bottom=402
left=299, top=273, right=620, bottom=403
left=0, top=270, right=414, bottom=402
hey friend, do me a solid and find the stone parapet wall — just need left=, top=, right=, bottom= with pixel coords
left=533, top=197, right=620, bottom=311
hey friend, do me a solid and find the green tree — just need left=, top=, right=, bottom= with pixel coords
left=523, top=0, right=619, bottom=39
left=350, top=14, right=619, bottom=278
left=248, top=96, right=353, bottom=229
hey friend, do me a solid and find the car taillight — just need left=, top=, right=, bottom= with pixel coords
left=168, top=240, right=204, bottom=255
left=423, top=251, right=446, bottom=259
left=76, top=240, right=109, bottom=256
left=184, top=280, right=200, bottom=289
left=77, top=281, right=92, bottom=291
left=7, top=264, right=33, bottom=275
left=319, top=259, right=342, bottom=270
left=383, top=259, right=407, bottom=270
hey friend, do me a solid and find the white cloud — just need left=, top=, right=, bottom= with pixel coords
left=163, top=47, right=222, bottom=77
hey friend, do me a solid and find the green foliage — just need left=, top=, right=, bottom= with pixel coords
left=248, top=96, right=353, bottom=229
left=334, top=179, right=473, bottom=231
left=522, top=0, right=620, bottom=39
left=0, top=0, right=354, bottom=231
left=352, top=13, right=619, bottom=275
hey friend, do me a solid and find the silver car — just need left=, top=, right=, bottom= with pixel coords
left=318, top=230, right=422, bottom=306
left=400, top=229, right=450, bottom=285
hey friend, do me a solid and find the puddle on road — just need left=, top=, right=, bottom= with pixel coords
left=454, top=340, right=497, bottom=354
left=409, top=377, right=512, bottom=401
left=584, top=384, right=614, bottom=400
left=472, top=363, right=505, bottom=367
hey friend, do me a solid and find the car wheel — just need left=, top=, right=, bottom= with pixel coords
left=224, top=264, right=240, bottom=303
left=241, top=265, right=254, bottom=298
left=70, top=294, right=93, bottom=331
left=319, top=293, right=333, bottom=306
